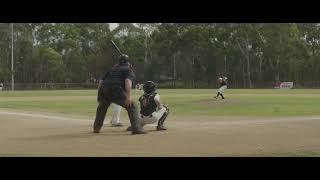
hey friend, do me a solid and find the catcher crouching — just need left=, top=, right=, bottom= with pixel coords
left=127, top=81, right=169, bottom=131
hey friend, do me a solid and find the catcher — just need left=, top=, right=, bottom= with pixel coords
left=127, top=81, right=169, bottom=131
left=215, top=74, right=228, bottom=99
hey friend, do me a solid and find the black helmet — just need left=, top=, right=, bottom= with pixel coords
left=143, top=81, right=156, bottom=94
left=119, top=54, right=130, bottom=64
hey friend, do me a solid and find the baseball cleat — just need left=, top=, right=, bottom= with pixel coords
left=111, top=123, right=123, bottom=127
left=126, top=126, right=132, bottom=131
left=132, top=129, right=147, bottom=135
left=93, top=128, right=101, bottom=133
left=156, top=125, right=167, bottom=131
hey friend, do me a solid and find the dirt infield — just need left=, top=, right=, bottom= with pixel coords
left=1, top=109, right=320, bottom=156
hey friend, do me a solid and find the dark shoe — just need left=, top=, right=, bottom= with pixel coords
left=111, top=123, right=123, bottom=127
left=127, top=123, right=146, bottom=131
left=93, top=128, right=100, bottom=133
left=126, top=126, right=132, bottom=131
left=156, top=125, right=167, bottom=131
left=132, top=129, right=147, bottom=135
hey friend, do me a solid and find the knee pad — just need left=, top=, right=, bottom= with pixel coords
left=163, top=105, right=170, bottom=113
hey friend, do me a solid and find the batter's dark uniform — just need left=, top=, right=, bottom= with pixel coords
left=93, top=62, right=146, bottom=134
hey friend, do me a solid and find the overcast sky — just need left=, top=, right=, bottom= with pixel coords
left=109, top=23, right=118, bottom=30
left=109, top=23, right=139, bottom=30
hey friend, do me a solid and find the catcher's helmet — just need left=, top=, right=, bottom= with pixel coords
left=143, top=81, right=156, bottom=94
left=119, top=54, right=130, bottom=64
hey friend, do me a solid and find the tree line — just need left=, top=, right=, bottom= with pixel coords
left=0, top=23, right=320, bottom=89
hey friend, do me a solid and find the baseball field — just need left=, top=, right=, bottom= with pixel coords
left=0, top=89, right=320, bottom=156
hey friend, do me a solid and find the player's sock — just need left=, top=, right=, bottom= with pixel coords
left=220, top=93, right=225, bottom=99
left=216, top=92, right=220, bottom=98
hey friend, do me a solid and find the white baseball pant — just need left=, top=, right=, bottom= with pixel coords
left=111, top=103, right=122, bottom=125
left=140, top=106, right=168, bottom=125
left=217, top=85, right=227, bottom=93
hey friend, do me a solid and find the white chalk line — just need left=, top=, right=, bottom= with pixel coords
left=0, top=110, right=319, bottom=127
left=0, top=110, right=92, bottom=123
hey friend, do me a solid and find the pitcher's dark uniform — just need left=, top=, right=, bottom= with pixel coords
left=93, top=55, right=146, bottom=134
left=215, top=75, right=228, bottom=99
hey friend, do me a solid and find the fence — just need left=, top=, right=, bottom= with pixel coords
left=155, top=80, right=320, bottom=89
left=1, top=83, right=98, bottom=90
left=1, top=81, right=320, bottom=91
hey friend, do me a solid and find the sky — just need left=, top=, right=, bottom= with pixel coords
left=109, top=23, right=139, bottom=30
left=109, top=23, right=118, bottom=30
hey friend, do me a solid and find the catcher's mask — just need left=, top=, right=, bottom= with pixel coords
left=143, top=81, right=156, bottom=94
left=119, top=54, right=130, bottom=65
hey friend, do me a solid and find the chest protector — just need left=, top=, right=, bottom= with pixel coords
left=139, top=93, right=158, bottom=116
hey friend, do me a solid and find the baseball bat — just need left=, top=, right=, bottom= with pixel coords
left=110, top=40, right=123, bottom=55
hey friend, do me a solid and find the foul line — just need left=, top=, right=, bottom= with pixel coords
left=0, top=110, right=92, bottom=123
left=0, top=110, right=319, bottom=126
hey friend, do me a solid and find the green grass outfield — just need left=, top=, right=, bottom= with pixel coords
left=0, top=89, right=320, bottom=117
